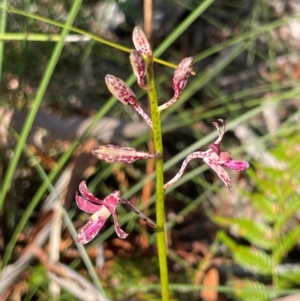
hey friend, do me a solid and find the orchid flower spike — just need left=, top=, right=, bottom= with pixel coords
left=76, top=181, right=157, bottom=244
left=105, top=74, right=152, bottom=127
left=75, top=181, right=128, bottom=244
left=164, top=119, right=249, bottom=190
left=132, top=26, right=152, bottom=58
left=92, top=144, right=161, bottom=163
left=159, top=57, right=193, bottom=111
left=130, top=49, right=147, bottom=89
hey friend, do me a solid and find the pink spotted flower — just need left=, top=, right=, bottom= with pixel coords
left=76, top=181, right=156, bottom=244
left=75, top=181, right=128, bottom=244
left=164, top=119, right=249, bottom=191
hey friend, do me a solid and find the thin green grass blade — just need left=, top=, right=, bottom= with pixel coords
left=194, top=13, right=300, bottom=62
left=0, top=0, right=8, bottom=80
left=0, top=125, right=106, bottom=295
left=153, top=0, right=215, bottom=57
left=165, top=43, right=249, bottom=115
left=0, top=33, right=89, bottom=41
left=163, top=87, right=300, bottom=173
left=0, top=7, right=175, bottom=70
left=3, top=6, right=299, bottom=70
left=1, top=92, right=116, bottom=267
left=0, top=0, right=83, bottom=211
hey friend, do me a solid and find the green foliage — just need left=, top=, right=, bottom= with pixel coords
left=215, top=130, right=300, bottom=299
left=276, top=265, right=300, bottom=287
left=229, top=280, right=278, bottom=301
left=234, top=246, right=273, bottom=276
left=107, top=257, right=161, bottom=301
left=214, top=217, right=274, bottom=249
left=27, top=265, right=77, bottom=301
left=273, top=227, right=300, bottom=263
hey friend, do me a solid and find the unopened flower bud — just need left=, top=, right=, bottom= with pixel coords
left=92, top=144, right=160, bottom=163
left=158, top=57, right=193, bottom=111
left=105, top=74, right=153, bottom=127
left=105, top=74, right=136, bottom=106
left=132, top=26, right=152, bottom=57
left=130, top=49, right=147, bottom=88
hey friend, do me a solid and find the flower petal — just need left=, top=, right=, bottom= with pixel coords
left=76, top=207, right=111, bottom=244
left=111, top=211, right=129, bottom=239
left=92, top=144, right=158, bottom=163
left=203, top=157, right=233, bottom=190
left=172, top=57, right=193, bottom=91
left=105, top=74, right=137, bottom=106
left=76, top=192, right=102, bottom=213
left=132, top=26, right=152, bottom=57
left=105, top=74, right=153, bottom=127
left=158, top=57, right=193, bottom=111
left=130, top=49, right=147, bottom=87
left=212, top=119, right=226, bottom=145
left=79, top=181, right=103, bottom=204
left=223, top=160, right=249, bottom=171
left=164, top=151, right=207, bottom=190
left=218, top=151, right=231, bottom=164
left=103, top=191, right=128, bottom=239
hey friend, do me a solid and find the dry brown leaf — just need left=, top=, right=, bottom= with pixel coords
left=200, top=267, right=219, bottom=301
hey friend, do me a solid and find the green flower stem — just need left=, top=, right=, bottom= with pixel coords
left=147, top=60, right=169, bottom=300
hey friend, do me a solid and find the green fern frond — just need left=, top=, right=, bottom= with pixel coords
left=275, top=196, right=300, bottom=230
left=273, top=227, right=300, bottom=263
left=246, top=192, right=278, bottom=223
left=213, top=217, right=274, bottom=249
left=233, top=246, right=272, bottom=275
left=230, top=280, right=278, bottom=301
left=276, top=264, right=300, bottom=287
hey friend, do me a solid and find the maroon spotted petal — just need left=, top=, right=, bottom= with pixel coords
left=172, top=57, right=193, bottom=91
left=132, top=26, right=152, bottom=57
left=105, top=74, right=137, bottom=106
left=92, top=144, right=158, bottom=163
left=76, top=207, right=111, bottom=244
left=130, top=49, right=147, bottom=87
left=75, top=182, right=129, bottom=243
left=103, top=191, right=129, bottom=239
left=75, top=193, right=102, bottom=213
left=78, top=181, right=103, bottom=205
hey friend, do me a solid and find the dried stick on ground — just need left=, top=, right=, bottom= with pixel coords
left=0, top=216, right=52, bottom=296
left=43, top=139, right=99, bottom=298
left=35, top=246, right=110, bottom=301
